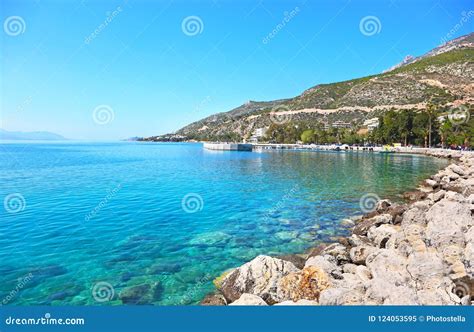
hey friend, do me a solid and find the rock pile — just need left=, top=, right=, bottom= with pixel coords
left=203, top=151, right=474, bottom=305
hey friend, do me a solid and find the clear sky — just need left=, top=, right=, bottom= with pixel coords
left=1, top=0, right=473, bottom=140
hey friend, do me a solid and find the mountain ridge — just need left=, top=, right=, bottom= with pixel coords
left=171, top=32, right=474, bottom=141
left=0, top=129, right=66, bottom=141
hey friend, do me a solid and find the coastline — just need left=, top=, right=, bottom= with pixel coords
left=202, top=149, right=474, bottom=305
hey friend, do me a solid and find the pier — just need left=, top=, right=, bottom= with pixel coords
left=203, top=142, right=253, bottom=151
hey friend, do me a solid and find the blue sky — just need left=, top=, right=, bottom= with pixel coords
left=1, top=0, right=473, bottom=140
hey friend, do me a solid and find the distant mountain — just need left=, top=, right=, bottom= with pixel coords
left=165, top=32, right=473, bottom=142
left=385, top=32, right=474, bottom=72
left=0, top=129, right=66, bottom=140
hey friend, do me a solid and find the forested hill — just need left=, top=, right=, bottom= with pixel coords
left=171, top=32, right=473, bottom=142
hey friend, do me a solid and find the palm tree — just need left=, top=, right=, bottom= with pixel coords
left=425, top=102, right=438, bottom=148
left=439, top=121, right=452, bottom=149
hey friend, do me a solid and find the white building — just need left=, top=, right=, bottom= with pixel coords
left=363, top=118, right=380, bottom=131
left=249, top=127, right=267, bottom=143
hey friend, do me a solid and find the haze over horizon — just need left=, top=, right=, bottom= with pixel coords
left=1, top=0, right=473, bottom=140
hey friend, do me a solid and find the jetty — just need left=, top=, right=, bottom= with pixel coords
left=203, top=142, right=253, bottom=151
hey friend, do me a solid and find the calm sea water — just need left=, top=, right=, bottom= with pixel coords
left=0, top=142, right=448, bottom=305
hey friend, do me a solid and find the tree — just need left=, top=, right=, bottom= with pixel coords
left=439, top=121, right=452, bottom=149
left=425, top=102, right=438, bottom=148
left=301, top=129, right=315, bottom=144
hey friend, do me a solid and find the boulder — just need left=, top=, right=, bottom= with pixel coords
left=367, top=224, right=398, bottom=248
left=427, top=190, right=446, bottom=203
left=277, top=254, right=306, bottom=269
left=401, top=207, right=427, bottom=227
left=403, top=191, right=427, bottom=202
left=342, top=263, right=358, bottom=274
left=444, top=191, right=466, bottom=202
left=120, top=283, right=161, bottom=305
left=365, top=280, right=418, bottom=305
left=277, top=266, right=330, bottom=302
left=425, top=199, right=471, bottom=249
left=449, top=164, right=466, bottom=176
left=319, top=287, right=366, bottom=305
left=319, top=243, right=350, bottom=264
left=229, top=293, right=267, bottom=305
left=353, top=214, right=391, bottom=236
left=305, top=255, right=342, bottom=279
left=387, top=204, right=407, bottom=224
left=216, top=255, right=299, bottom=303
left=411, top=200, right=432, bottom=211
left=365, top=249, right=411, bottom=286
left=424, top=179, right=439, bottom=188
left=200, top=292, right=227, bottom=305
left=346, top=234, right=371, bottom=247
left=375, top=199, right=391, bottom=212
left=350, top=245, right=377, bottom=265
left=406, top=251, right=445, bottom=287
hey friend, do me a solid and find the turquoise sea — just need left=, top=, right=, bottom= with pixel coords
left=0, top=142, right=448, bottom=305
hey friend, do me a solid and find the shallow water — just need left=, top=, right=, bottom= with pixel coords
left=0, top=142, right=448, bottom=305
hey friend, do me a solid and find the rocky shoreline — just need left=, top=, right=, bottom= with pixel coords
left=201, top=149, right=474, bottom=305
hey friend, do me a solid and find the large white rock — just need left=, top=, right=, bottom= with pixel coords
left=425, top=198, right=471, bottom=249
left=350, top=245, right=377, bottom=265
left=305, top=255, right=341, bottom=278
left=217, top=255, right=299, bottom=303
left=319, top=287, right=365, bottom=305
left=365, top=249, right=411, bottom=286
left=401, top=207, right=427, bottom=227
left=229, top=293, right=268, bottom=305
left=367, top=224, right=398, bottom=248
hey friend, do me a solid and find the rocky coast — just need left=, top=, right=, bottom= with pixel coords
left=202, top=150, right=474, bottom=306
